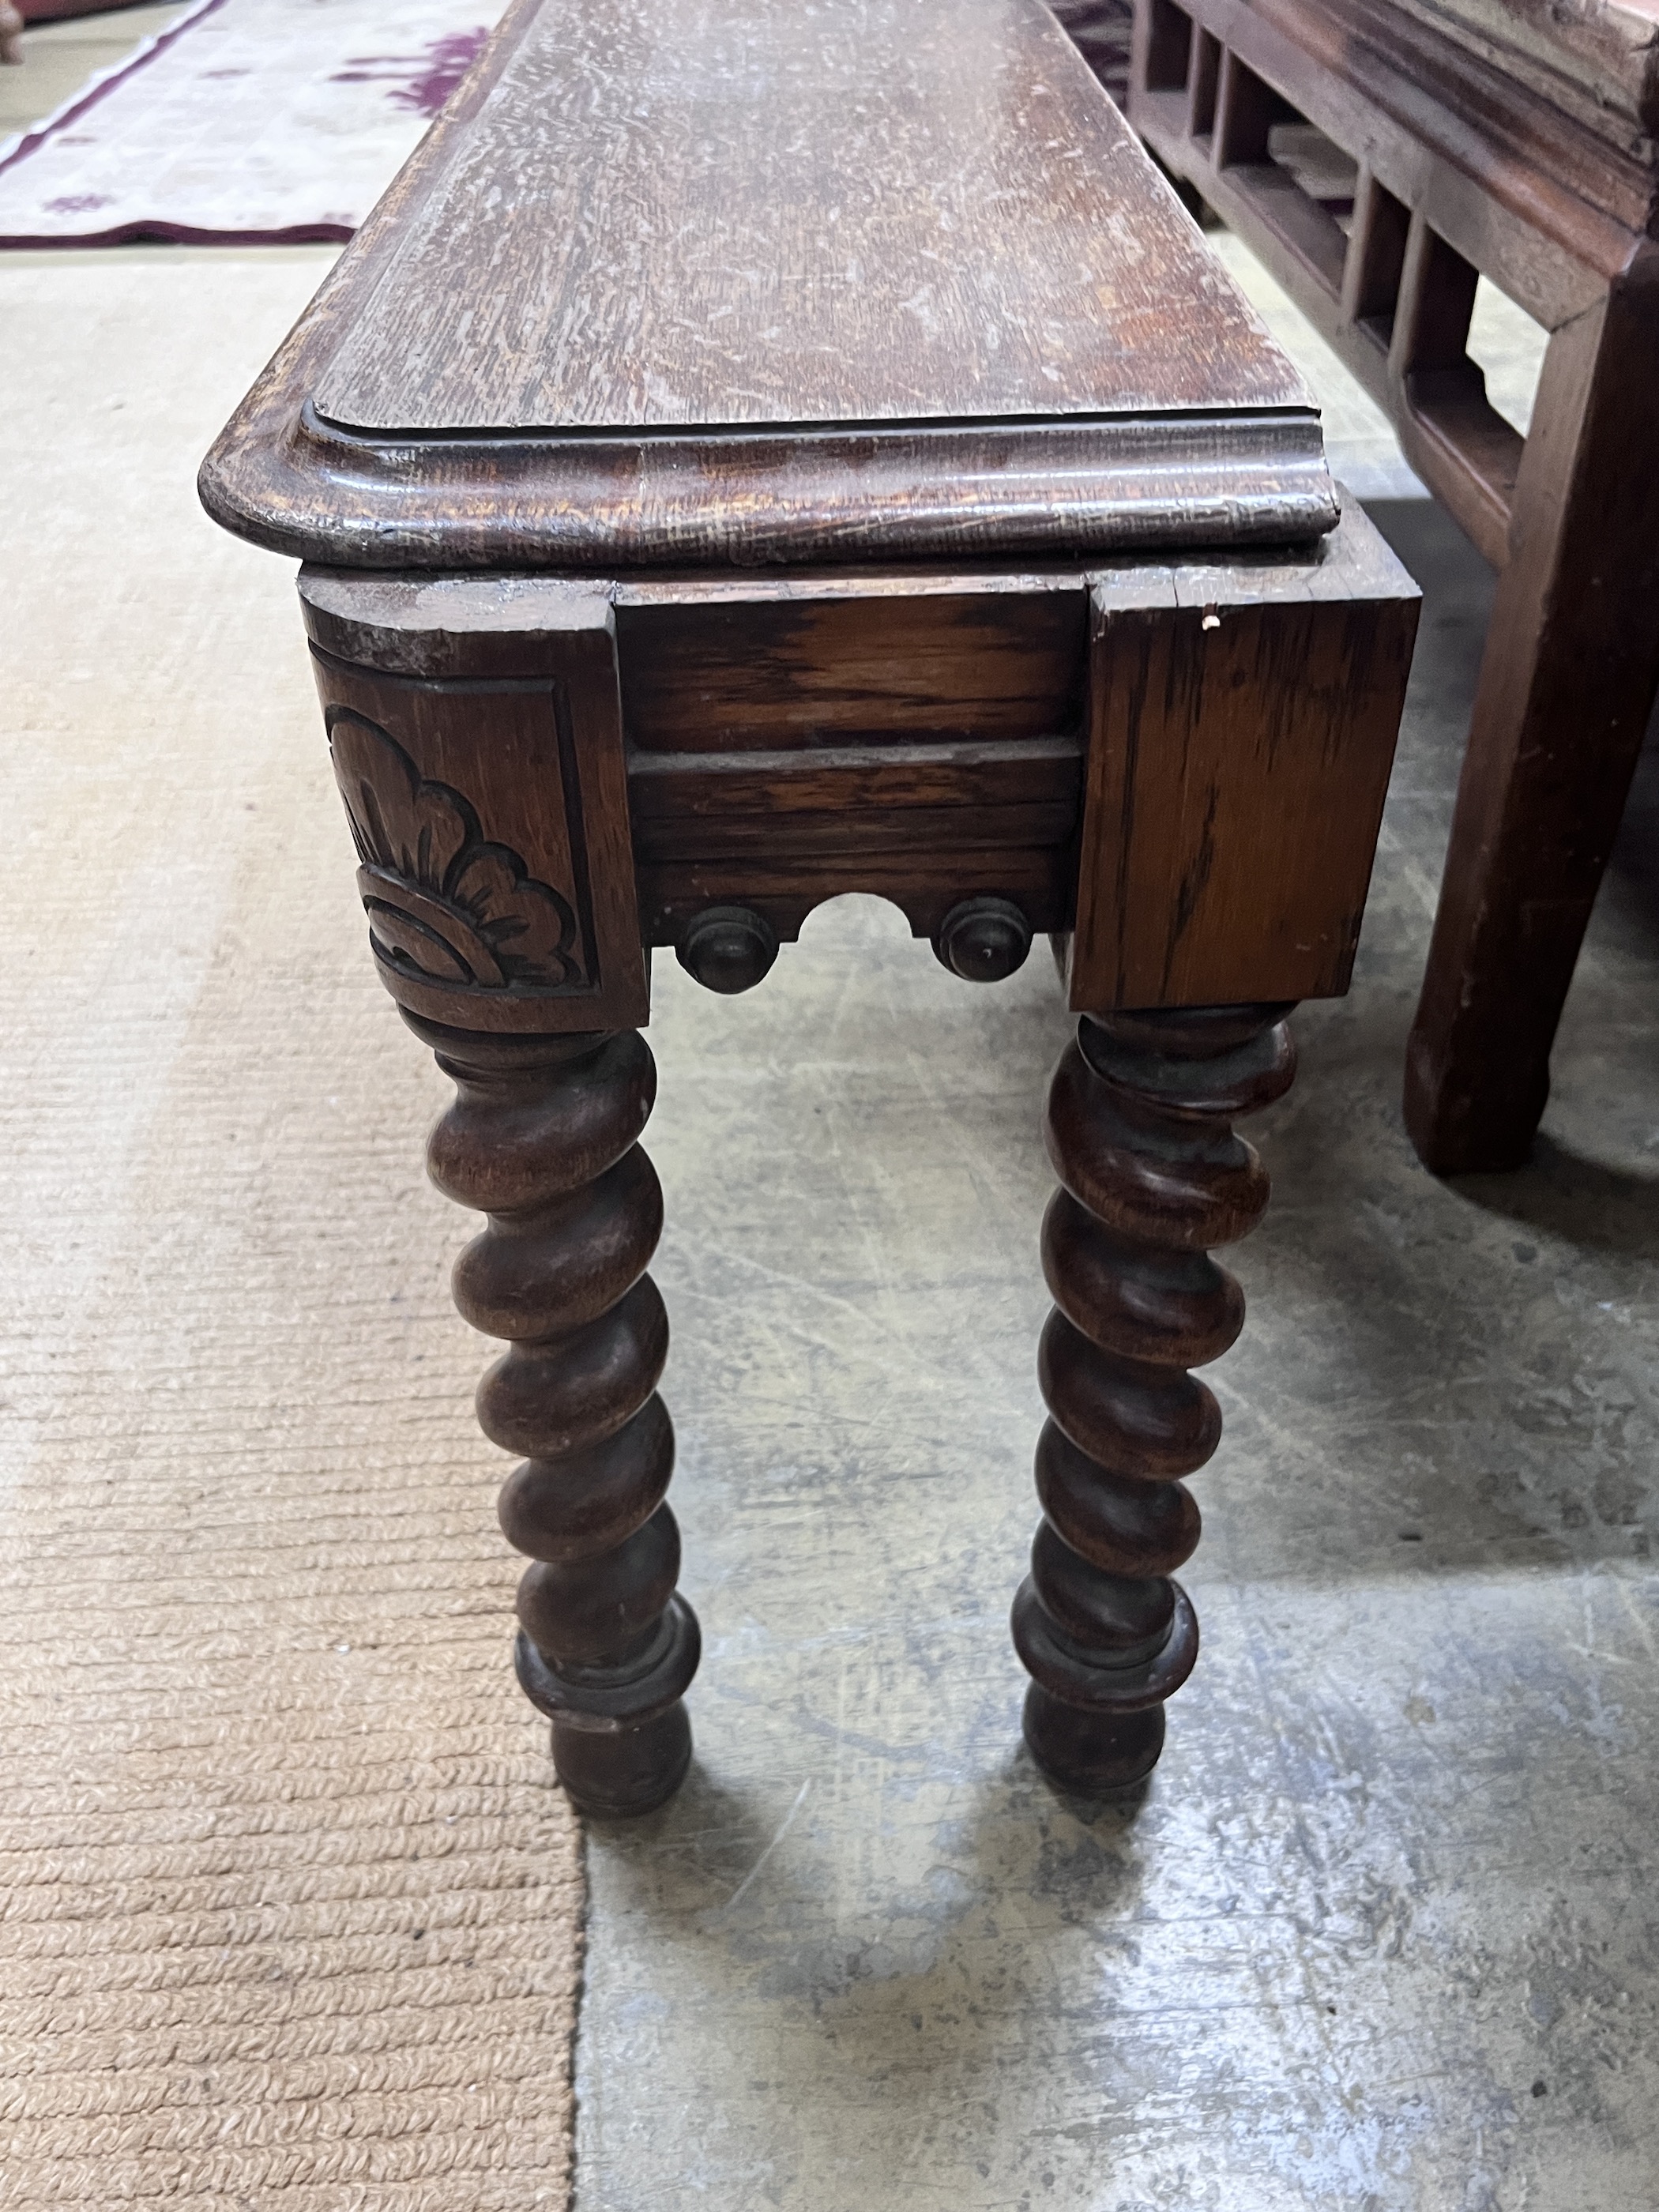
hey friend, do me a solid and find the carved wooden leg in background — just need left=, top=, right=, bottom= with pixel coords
left=407, top=1016, right=700, bottom=1818
left=1402, top=271, right=1659, bottom=1174
left=1013, top=1003, right=1296, bottom=1793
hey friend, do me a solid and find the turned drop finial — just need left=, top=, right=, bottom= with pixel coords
left=933, top=897, right=1033, bottom=983
left=676, top=905, right=779, bottom=993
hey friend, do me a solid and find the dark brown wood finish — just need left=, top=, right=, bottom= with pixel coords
left=1070, top=519, right=1419, bottom=1010
left=293, top=520, right=1413, bottom=1806
left=1018, top=1003, right=1296, bottom=1793
left=1405, top=265, right=1659, bottom=1169
left=205, top=0, right=1419, bottom=1812
left=614, top=589, right=1089, bottom=754
left=1049, top=0, right=1137, bottom=104
left=306, top=509, right=1414, bottom=998
left=302, top=582, right=649, bottom=1034
left=414, top=1018, right=699, bottom=1817
left=1123, top=0, right=1659, bottom=1171
left=313, top=0, right=1302, bottom=437
left=200, top=0, right=1338, bottom=570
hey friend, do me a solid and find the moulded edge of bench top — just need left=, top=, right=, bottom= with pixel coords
left=201, top=0, right=1339, bottom=568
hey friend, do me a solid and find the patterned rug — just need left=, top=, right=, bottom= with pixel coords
left=0, top=0, right=507, bottom=246
left=0, top=247, right=585, bottom=2209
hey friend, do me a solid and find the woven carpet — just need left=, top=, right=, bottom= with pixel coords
left=0, top=0, right=507, bottom=246
left=0, top=252, right=583, bottom=2208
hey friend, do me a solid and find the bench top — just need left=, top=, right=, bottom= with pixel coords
left=201, top=0, right=1337, bottom=570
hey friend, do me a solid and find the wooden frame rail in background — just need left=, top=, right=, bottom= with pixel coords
left=1127, top=0, right=1659, bottom=1172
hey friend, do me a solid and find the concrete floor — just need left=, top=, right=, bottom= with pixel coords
left=577, top=502, right=1659, bottom=2211
left=3, top=55, right=1652, bottom=2203
left=556, top=150, right=1639, bottom=2212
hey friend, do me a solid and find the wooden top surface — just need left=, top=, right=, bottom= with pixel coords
left=201, top=0, right=1337, bottom=570
left=314, top=0, right=1306, bottom=435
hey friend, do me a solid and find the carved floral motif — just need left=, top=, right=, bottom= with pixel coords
left=328, top=709, right=583, bottom=990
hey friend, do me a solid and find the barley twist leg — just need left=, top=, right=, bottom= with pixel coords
left=1014, top=1003, right=1296, bottom=1793
left=410, top=1018, right=699, bottom=1818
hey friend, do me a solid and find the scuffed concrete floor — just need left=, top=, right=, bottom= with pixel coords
left=2, top=164, right=1649, bottom=2209
left=575, top=520, right=1659, bottom=2207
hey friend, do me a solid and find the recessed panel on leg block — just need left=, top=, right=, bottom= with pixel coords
left=616, top=572, right=1093, bottom=953
left=299, top=574, right=649, bottom=1034
left=1068, top=504, right=1419, bottom=1011
left=615, top=586, right=1089, bottom=753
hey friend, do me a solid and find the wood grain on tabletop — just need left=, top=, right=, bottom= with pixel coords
left=314, top=0, right=1307, bottom=436
left=200, top=0, right=1337, bottom=566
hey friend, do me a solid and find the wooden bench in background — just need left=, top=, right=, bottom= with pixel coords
left=1123, top=0, right=1659, bottom=1173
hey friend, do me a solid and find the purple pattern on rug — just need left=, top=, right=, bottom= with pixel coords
left=330, top=28, right=489, bottom=117
left=0, top=0, right=499, bottom=250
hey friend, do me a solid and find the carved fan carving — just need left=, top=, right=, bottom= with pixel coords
left=327, top=709, right=584, bottom=990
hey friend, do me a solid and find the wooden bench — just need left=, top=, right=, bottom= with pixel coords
left=201, top=0, right=1416, bottom=1815
left=1126, top=0, right=1659, bottom=1172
